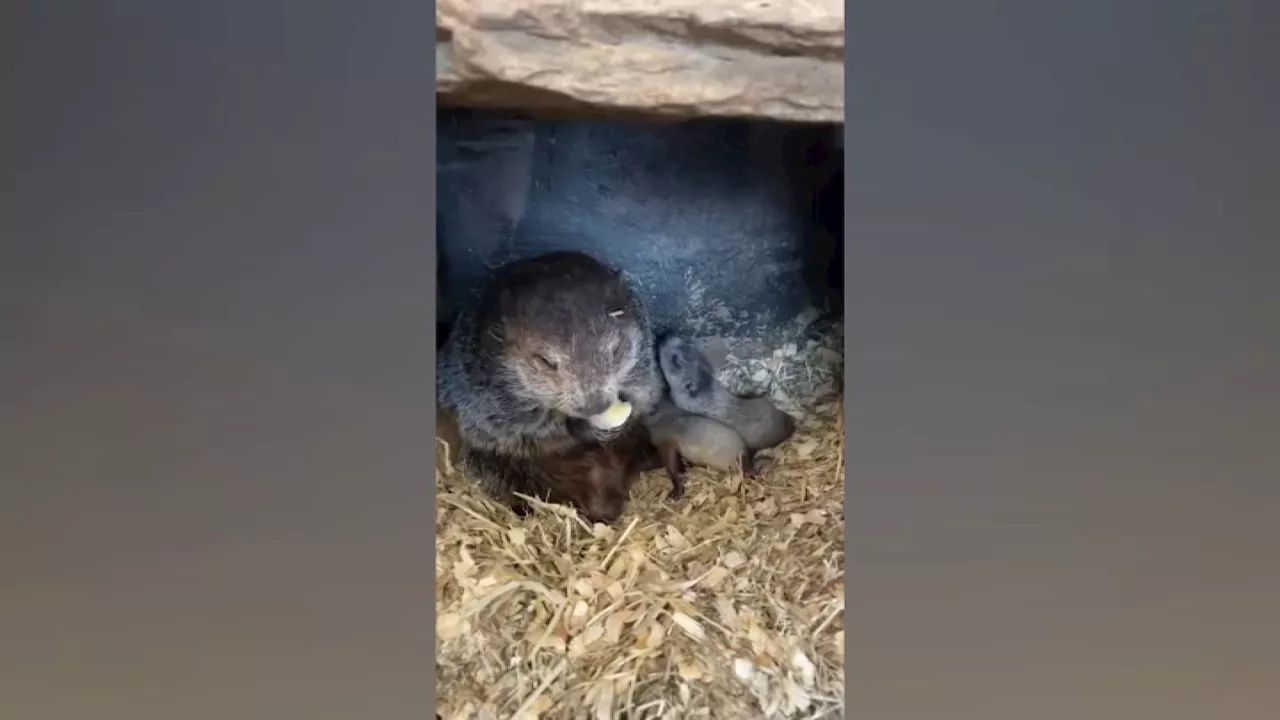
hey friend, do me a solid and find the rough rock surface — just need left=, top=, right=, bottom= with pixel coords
left=437, top=0, right=844, bottom=122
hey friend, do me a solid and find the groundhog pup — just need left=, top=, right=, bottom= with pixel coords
left=462, top=422, right=662, bottom=524
left=437, top=251, right=663, bottom=512
left=644, top=398, right=756, bottom=496
left=439, top=405, right=661, bottom=522
left=658, top=336, right=796, bottom=451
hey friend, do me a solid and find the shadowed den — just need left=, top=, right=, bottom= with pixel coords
left=434, top=2, right=845, bottom=716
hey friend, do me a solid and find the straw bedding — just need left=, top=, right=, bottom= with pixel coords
left=435, top=390, right=845, bottom=719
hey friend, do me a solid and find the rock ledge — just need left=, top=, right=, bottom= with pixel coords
left=437, top=0, right=844, bottom=122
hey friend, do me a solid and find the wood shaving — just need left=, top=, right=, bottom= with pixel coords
left=437, top=387, right=845, bottom=719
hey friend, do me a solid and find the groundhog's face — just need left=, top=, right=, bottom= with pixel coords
left=492, top=287, right=645, bottom=423
left=658, top=336, right=716, bottom=400
left=501, top=316, right=642, bottom=420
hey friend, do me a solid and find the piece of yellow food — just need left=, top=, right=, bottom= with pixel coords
left=588, top=400, right=633, bottom=430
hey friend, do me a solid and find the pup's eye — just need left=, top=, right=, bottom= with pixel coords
left=533, top=354, right=557, bottom=371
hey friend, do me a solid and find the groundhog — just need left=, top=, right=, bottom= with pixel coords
left=438, top=405, right=662, bottom=522
left=459, top=422, right=661, bottom=523
left=437, top=250, right=663, bottom=511
left=543, top=423, right=662, bottom=523
left=658, top=335, right=796, bottom=451
left=644, top=397, right=756, bottom=497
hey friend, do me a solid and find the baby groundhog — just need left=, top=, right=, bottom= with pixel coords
left=438, top=405, right=661, bottom=521
left=644, top=398, right=756, bottom=496
left=437, top=251, right=663, bottom=511
left=658, top=336, right=796, bottom=451
left=466, top=422, right=662, bottom=523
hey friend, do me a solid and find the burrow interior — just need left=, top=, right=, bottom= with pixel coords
left=433, top=107, right=848, bottom=718
left=437, top=108, right=844, bottom=415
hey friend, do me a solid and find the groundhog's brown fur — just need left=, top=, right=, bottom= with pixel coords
left=460, top=422, right=662, bottom=523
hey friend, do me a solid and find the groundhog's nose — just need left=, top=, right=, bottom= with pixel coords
left=580, top=394, right=615, bottom=418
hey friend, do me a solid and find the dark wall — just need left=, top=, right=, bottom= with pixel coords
left=436, top=110, right=842, bottom=343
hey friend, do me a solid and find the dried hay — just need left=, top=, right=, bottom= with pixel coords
left=436, top=393, right=845, bottom=719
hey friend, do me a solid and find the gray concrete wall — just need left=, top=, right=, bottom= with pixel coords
left=437, top=110, right=843, bottom=344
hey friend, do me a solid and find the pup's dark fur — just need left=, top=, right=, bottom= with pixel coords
left=658, top=336, right=796, bottom=451
left=439, top=405, right=663, bottom=521
left=437, top=251, right=663, bottom=507
left=468, top=423, right=662, bottom=523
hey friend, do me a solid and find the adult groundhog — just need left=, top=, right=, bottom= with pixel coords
left=437, top=251, right=662, bottom=513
